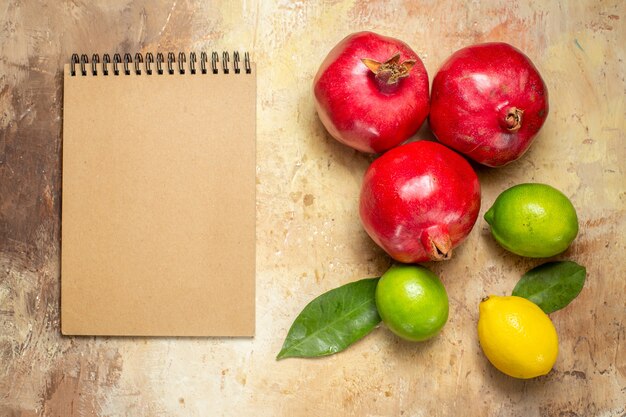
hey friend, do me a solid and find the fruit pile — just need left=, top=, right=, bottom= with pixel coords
left=278, top=32, right=586, bottom=380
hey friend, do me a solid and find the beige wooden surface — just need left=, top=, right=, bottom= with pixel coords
left=0, top=1, right=624, bottom=416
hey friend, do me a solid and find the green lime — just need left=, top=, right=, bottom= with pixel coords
left=375, top=264, right=449, bottom=342
left=484, top=183, right=579, bottom=258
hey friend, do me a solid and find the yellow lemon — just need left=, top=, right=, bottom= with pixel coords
left=478, top=295, right=558, bottom=379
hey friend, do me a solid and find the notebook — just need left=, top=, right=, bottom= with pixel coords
left=61, top=52, right=256, bottom=336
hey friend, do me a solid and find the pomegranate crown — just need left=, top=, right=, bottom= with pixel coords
left=361, top=53, right=416, bottom=85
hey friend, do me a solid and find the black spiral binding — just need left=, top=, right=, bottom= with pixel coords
left=69, top=51, right=252, bottom=76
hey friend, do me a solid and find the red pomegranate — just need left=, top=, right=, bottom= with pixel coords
left=430, top=43, right=549, bottom=167
left=313, top=32, right=430, bottom=154
left=359, top=140, right=481, bottom=263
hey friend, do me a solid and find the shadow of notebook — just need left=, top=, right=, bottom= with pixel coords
left=61, top=52, right=256, bottom=336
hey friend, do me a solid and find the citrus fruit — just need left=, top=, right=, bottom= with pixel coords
left=478, top=295, right=558, bottom=379
left=484, top=183, right=578, bottom=257
left=375, top=264, right=448, bottom=341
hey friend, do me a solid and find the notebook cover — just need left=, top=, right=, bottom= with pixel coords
left=61, top=61, right=256, bottom=336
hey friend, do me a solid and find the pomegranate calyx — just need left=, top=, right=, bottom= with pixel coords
left=504, top=107, right=524, bottom=132
left=431, top=240, right=452, bottom=261
left=420, top=225, right=453, bottom=261
left=361, top=53, right=416, bottom=86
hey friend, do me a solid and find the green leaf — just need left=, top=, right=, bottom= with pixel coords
left=277, top=277, right=381, bottom=360
left=512, top=261, right=586, bottom=314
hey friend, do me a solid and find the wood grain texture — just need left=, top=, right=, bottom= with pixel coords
left=0, top=0, right=624, bottom=416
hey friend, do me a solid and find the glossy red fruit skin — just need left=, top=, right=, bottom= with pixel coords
left=313, top=32, right=430, bottom=154
left=359, top=141, right=481, bottom=263
left=430, top=43, right=549, bottom=167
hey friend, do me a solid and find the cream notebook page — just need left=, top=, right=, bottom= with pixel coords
left=61, top=53, right=256, bottom=336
